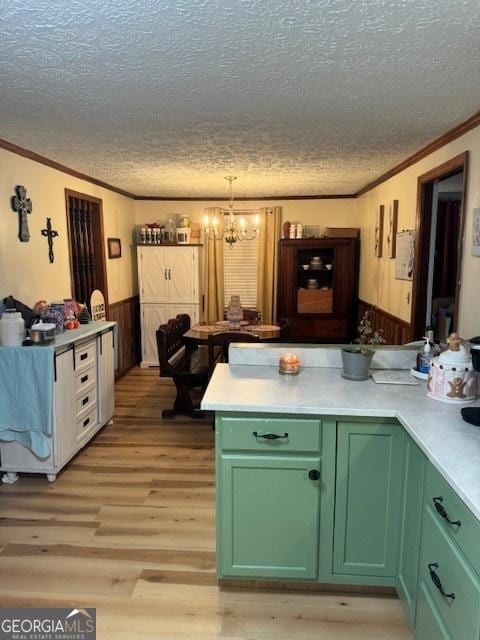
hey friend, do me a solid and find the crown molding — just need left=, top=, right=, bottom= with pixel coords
left=133, top=193, right=356, bottom=201
left=356, top=110, right=480, bottom=197
left=0, top=138, right=136, bottom=199
left=2, top=108, right=479, bottom=201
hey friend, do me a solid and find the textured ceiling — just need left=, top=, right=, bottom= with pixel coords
left=1, top=0, right=480, bottom=197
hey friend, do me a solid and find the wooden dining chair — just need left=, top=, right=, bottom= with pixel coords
left=207, top=331, right=260, bottom=378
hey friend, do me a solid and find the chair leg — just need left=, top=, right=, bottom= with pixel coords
left=161, top=379, right=206, bottom=419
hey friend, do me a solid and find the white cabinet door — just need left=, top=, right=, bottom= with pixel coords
left=169, top=304, right=199, bottom=325
left=141, top=304, right=169, bottom=366
left=168, top=247, right=197, bottom=303
left=54, top=348, right=77, bottom=468
left=138, top=247, right=169, bottom=303
left=98, top=329, right=115, bottom=425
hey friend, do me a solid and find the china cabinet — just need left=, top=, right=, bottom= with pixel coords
left=277, top=238, right=359, bottom=341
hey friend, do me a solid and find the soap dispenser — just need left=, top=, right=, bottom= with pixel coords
left=417, top=337, right=433, bottom=375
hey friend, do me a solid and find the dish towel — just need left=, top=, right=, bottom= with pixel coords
left=0, top=345, right=54, bottom=457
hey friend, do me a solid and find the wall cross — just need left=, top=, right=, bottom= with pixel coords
left=11, top=185, right=33, bottom=242
left=41, top=218, right=59, bottom=263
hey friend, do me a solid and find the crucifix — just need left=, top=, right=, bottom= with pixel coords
left=11, top=185, right=33, bottom=242
left=41, top=218, right=59, bottom=263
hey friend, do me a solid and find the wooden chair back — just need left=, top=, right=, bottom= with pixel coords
left=156, top=314, right=191, bottom=376
left=207, top=331, right=260, bottom=377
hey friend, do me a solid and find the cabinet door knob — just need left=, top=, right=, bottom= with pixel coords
left=308, top=470, right=321, bottom=481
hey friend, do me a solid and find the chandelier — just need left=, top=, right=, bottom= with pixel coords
left=203, top=176, right=259, bottom=246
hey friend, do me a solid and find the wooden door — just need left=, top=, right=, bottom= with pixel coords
left=138, top=247, right=169, bottom=303
left=65, top=190, right=108, bottom=308
left=397, top=436, right=426, bottom=626
left=219, top=455, right=321, bottom=579
left=168, top=247, right=197, bottom=303
left=333, top=421, right=405, bottom=578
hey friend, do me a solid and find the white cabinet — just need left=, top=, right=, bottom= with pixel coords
left=137, top=246, right=202, bottom=367
left=0, top=324, right=116, bottom=483
left=141, top=304, right=170, bottom=367
left=98, top=328, right=115, bottom=426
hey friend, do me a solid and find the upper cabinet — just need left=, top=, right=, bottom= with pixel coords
left=277, top=238, right=359, bottom=341
left=138, top=246, right=200, bottom=304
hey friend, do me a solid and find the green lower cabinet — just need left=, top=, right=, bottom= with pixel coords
left=333, top=421, right=405, bottom=580
left=415, top=582, right=453, bottom=640
left=218, top=454, right=321, bottom=579
left=397, top=436, right=426, bottom=626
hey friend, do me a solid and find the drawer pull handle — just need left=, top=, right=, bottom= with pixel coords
left=82, top=396, right=89, bottom=406
left=428, top=563, right=455, bottom=601
left=253, top=432, right=288, bottom=440
left=308, top=470, right=321, bottom=481
left=80, top=353, right=88, bottom=361
left=83, top=417, right=90, bottom=428
left=81, top=375, right=88, bottom=383
left=433, top=497, right=461, bottom=527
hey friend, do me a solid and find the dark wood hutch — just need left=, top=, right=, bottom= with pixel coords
left=277, top=237, right=360, bottom=341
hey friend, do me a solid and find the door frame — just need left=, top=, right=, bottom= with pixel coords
left=410, top=152, right=468, bottom=340
left=64, top=189, right=109, bottom=312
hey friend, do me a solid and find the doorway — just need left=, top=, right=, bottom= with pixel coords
left=65, top=189, right=109, bottom=309
left=411, top=152, right=468, bottom=341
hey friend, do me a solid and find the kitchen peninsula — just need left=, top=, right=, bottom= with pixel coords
left=202, top=344, right=480, bottom=640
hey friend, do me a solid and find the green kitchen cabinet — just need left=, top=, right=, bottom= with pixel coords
left=397, top=436, right=427, bottom=626
left=415, top=582, right=453, bottom=640
left=333, top=421, right=405, bottom=581
left=218, top=454, right=321, bottom=579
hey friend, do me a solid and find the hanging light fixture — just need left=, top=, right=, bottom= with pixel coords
left=203, top=176, right=259, bottom=246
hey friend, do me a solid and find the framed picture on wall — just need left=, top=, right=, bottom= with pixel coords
left=386, top=200, right=399, bottom=258
left=374, top=205, right=384, bottom=257
left=472, top=208, right=480, bottom=257
left=107, top=237, right=122, bottom=259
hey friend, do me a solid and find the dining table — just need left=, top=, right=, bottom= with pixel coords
left=183, top=321, right=281, bottom=347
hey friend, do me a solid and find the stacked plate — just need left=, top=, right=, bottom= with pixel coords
left=306, top=278, right=319, bottom=289
left=310, top=256, right=323, bottom=269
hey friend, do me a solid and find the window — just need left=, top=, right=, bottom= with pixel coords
left=223, top=214, right=259, bottom=309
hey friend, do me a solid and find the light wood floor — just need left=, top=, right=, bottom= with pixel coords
left=0, top=367, right=412, bottom=639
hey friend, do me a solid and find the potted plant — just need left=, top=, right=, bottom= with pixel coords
left=341, top=307, right=386, bottom=380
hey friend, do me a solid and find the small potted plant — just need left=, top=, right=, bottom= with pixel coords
left=342, top=307, right=386, bottom=380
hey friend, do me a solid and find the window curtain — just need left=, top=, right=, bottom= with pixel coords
left=203, top=207, right=225, bottom=323
left=257, top=207, right=281, bottom=324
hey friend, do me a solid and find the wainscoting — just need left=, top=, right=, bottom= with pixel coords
left=108, top=295, right=140, bottom=378
left=358, top=300, right=412, bottom=345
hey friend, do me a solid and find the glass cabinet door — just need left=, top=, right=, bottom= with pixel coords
left=296, top=248, right=334, bottom=314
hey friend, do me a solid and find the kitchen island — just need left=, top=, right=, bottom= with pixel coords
left=202, top=346, right=480, bottom=640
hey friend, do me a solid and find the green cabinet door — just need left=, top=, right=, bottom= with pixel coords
left=333, top=421, right=405, bottom=578
left=397, top=436, right=426, bottom=626
left=218, top=454, right=321, bottom=579
left=416, top=582, right=453, bottom=640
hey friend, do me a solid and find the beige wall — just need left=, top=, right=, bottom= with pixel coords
left=0, top=148, right=137, bottom=308
left=134, top=198, right=357, bottom=229
left=357, top=126, right=480, bottom=338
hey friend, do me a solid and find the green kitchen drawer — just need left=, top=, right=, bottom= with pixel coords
left=218, top=416, right=321, bottom=453
left=416, top=581, right=453, bottom=640
left=425, top=463, right=480, bottom=575
left=419, top=504, right=480, bottom=640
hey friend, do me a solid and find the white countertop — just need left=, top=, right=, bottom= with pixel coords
left=53, top=321, right=116, bottom=351
left=202, top=363, right=480, bottom=521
